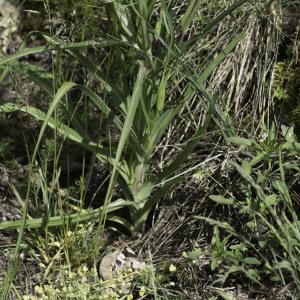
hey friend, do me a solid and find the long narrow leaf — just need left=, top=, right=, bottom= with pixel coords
left=93, top=62, right=148, bottom=245
left=0, top=102, right=131, bottom=178
left=0, top=199, right=133, bottom=231
left=161, top=0, right=175, bottom=51
left=182, top=0, right=201, bottom=32
left=197, top=32, right=245, bottom=84
left=181, top=0, right=248, bottom=50
left=0, top=42, right=94, bottom=65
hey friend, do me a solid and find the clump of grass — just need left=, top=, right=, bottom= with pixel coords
left=1, top=0, right=300, bottom=299
left=0, top=1, right=246, bottom=239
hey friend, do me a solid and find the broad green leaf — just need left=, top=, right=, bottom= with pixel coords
left=283, top=162, right=300, bottom=170
left=272, top=180, right=288, bottom=195
left=281, top=141, right=293, bottom=150
left=229, top=243, right=247, bottom=251
left=132, top=182, right=154, bottom=208
left=211, top=257, right=218, bottom=271
left=281, top=125, right=297, bottom=143
left=270, top=274, right=281, bottom=282
left=243, top=257, right=261, bottom=265
left=232, top=162, right=252, bottom=180
left=215, top=291, right=234, bottom=300
left=187, top=248, right=202, bottom=259
left=275, top=260, right=295, bottom=274
left=222, top=266, right=261, bottom=284
left=107, top=215, right=136, bottom=234
left=194, top=216, right=236, bottom=234
left=249, top=152, right=265, bottom=166
left=209, top=195, right=234, bottom=205
left=0, top=45, right=49, bottom=65
left=294, top=142, right=300, bottom=151
left=265, top=194, right=279, bottom=206
left=241, top=160, right=252, bottom=177
left=113, top=2, right=134, bottom=37
left=227, top=136, right=253, bottom=146
left=257, top=172, right=266, bottom=184
left=156, top=73, right=168, bottom=112
left=246, top=269, right=261, bottom=281
left=181, top=0, right=201, bottom=32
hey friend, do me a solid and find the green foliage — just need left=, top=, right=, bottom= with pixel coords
left=273, top=59, right=300, bottom=125
left=0, top=1, right=245, bottom=236
left=5, top=1, right=294, bottom=298
left=195, top=124, right=300, bottom=293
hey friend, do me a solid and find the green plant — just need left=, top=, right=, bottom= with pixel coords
left=0, top=1, right=246, bottom=236
left=0, top=1, right=250, bottom=295
left=195, top=124, right=300, bottom=294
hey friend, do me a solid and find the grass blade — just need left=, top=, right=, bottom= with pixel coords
left=181, top=0, right=248, bottom=50
left=197, top=32, right=245, bottom=84
left=93, top=62, right=148, bottom=245
left=181, top=0, right=201, bottom=33
left=0, top=82, right=76, bottom=299
left=0, top=199, right=133, bottom=231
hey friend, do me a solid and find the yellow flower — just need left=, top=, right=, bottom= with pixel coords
left=127, top=294, right=134, bottom=300
left=82, top=265, right=88, bottom=273
left=139, top=286, right=146, bottom=297
left=68, top=271, right=75, bottom=279
left=169, top=264, right=177, bottom=273
left=34, top=285, right=44, bottom=295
